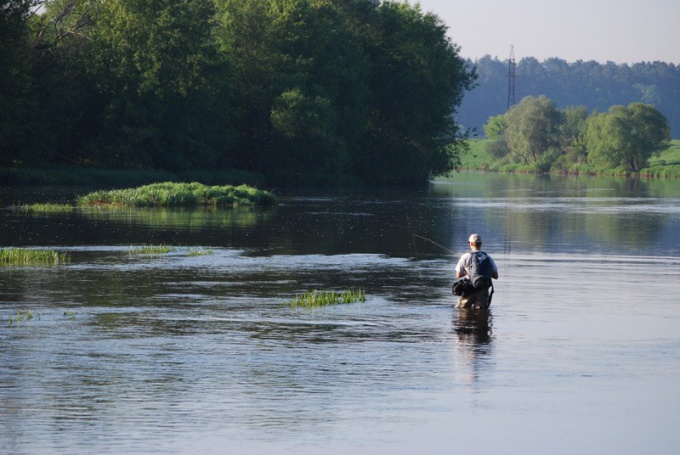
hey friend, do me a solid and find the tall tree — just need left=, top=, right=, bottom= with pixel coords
left=586, top=103, right=670, bottom=172
left=0, top=0, right=37, bottom=165
left=504, top=95, right=563, bottom=166
left=354, top=1, right=475, bottom=184
left=81, top=0, right=226, bottom=170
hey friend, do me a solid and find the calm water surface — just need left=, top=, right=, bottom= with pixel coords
left=1, top=173, right=680, bottom=454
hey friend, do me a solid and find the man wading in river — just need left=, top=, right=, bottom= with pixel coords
left=453, top=234, right=499, bottom=309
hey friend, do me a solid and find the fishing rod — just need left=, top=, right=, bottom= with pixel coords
left=411, top=234, right=457, bottom=256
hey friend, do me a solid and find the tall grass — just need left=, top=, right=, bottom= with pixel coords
left=0, top=248, right=71, bottom=266
left=77, top=182, right=276, bottom=208
left=289, top=288, right=366, bottom=308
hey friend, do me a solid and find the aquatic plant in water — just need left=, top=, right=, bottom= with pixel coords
left=129, top=244, right=173, bottom=255
left=289, top=288, right=366, bottom=308
left=4, top=309, right=40, bottom=326
left=187, top=247, right=214, bottom=256
left=0, top=248, right=71, bottom=266
left=77, top=182, right=277, bottom=208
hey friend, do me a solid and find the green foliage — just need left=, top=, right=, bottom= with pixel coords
left=13, top=203, right=75, bottom=213
left=586, top=103, right=670, bottom=172
left=504, top=96, right=563, bottom=165
left=483, top=114, right=506, bottom=140
left=457, top=56, right=680, bottom=140
left=1, top=0, right=474, bottom=186
left=129, top=244, right=173, bottom=255
left=464, top=139, right=680, bottom=178
left=0, top=248, right=71, bottom=266
left=289, top=288, right=366, bottom=308
left=0, top=0, right=38, bottom=166
left=477, top=93, right=672, bottom=176
left=460, top=139, right=501, bottom=170
left=3, top=309, right=41, bottom=327
left=354, top=1, right=475, bottom=184
left=77, top=182, right=277, bottom=208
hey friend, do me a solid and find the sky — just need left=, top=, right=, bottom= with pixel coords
left=414, top=0, right=680, bottom=64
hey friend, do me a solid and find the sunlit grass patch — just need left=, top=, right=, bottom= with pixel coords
left=289, top=288, right=366, bottom=308
left=77, top=182, right=277, bottom=208
left=0, top=248, right=71, bottom=266
left=128, top=244, right=173, bottom=255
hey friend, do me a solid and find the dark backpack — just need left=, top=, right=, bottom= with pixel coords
left=467, top=251, right=494, bottom=289
left=452, top=278, right=476, bottom=296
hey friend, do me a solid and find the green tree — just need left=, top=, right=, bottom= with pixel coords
left=504, top=95, right=563, bottom=167
left=483, top=114, right=506, bottom=140
left=483, top=114, right=509, bottom=158
left=559, top=105, right=589, bottom=160
left=355, top=1, right=475, bottom=184
left=586, top=103, right=670, bottom=172
left=214, top=0, right=371, bottom=182
left=81, top=0, right=226, bottom=170
left=0, top=0, right=38, bottom=165
left=215, top=0, right=474, bottom=184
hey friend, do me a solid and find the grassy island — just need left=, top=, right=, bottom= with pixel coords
left=77, top=182, right=276, bottom=208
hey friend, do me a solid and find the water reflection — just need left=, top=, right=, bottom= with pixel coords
left=3, top=176, right=680, bottom=454
left=453, top=308, right=493, bottom=385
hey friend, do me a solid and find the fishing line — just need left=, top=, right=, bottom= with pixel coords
left=411, top=234, right=456, bottom=256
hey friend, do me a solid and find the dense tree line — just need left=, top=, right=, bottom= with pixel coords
left=458, top=56, right=680, bottom=139
left=0, top=0, right=475, bottom=185
left=485, top=95, right=670, bottom=173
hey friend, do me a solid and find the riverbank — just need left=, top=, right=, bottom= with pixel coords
left=460, top=139, right=680, bottom=178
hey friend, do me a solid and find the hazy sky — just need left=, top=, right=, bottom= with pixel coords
left=414, top=0, right=680, bottom=64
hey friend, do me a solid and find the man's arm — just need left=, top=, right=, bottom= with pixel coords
left=454, top=253, right=469, bottom=279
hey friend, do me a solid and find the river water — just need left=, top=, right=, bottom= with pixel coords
left=1, top=173, right=679, bottom=454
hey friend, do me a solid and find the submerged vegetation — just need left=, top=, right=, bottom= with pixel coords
left=77, top=182, right=277, bottom=208
left=289, top=288, right=366, bottom=309
left=0, top=248, right=71, bottom=267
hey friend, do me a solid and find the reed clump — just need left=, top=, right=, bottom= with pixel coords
left=77, top=182, right=276, bottom=208
left=0, top=248, right=71, bottom=266
left=289, top=288, right=366, bottom=308
left=129, top=244, right=173, bottom=255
